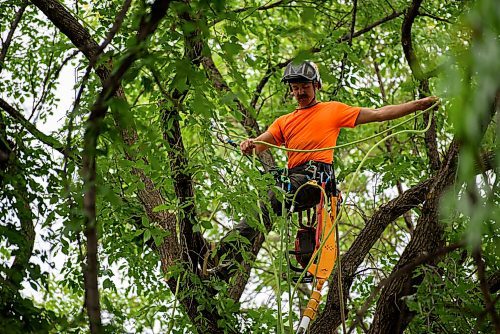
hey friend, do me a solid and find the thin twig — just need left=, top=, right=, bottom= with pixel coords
left=472, top=246, right=500, bottom=332
left=418, top=10, right=452, bottom=24
left=0, top=1, right=28, bottom=74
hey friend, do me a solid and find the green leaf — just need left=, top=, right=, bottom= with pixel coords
left=103, top=278, right=114, bottom=290
left=153, top=203, right=170, bottom=212
left=201, top=220, right=212, bottom=229
left=141, top=216, right=150, bottom=228
left=143, top=229, right=151, bottom=243
left=222, top=42, right=243, bottom=56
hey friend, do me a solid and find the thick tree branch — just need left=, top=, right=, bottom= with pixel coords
left=29, top=0, right=107, bottom=75
left=135, top=8, right=222, bottom=330
left=164, top=5, right=211, bottom=276
left=94, top=3, right=218, bottom=333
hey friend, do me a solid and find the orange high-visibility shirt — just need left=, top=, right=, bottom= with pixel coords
left=267, top=102, right=360, bottom=168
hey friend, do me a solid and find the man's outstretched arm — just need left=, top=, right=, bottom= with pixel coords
left=355, top=96, right=438, bottom=126
left=240, top=131, right=277, bottom=155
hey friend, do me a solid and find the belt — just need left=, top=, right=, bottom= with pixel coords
left=271, top=161, right=336, bottom=191
left=291, top=161, right=338, bottom=197
left=289, top=161, right=333, bottom=175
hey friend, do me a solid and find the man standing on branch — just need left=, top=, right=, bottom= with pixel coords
left=213, top=61, right=437, bottom=278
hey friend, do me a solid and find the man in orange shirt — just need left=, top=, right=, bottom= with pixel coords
left=214, top=61, right=437, bottom=278
left=241, top=61, right=436, bottom=161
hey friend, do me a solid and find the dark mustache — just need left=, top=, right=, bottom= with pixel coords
left=298, top=95, right=308, bottom=99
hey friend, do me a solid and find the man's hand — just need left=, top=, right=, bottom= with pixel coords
left=240, top=138, right=256, bottom=155
left=240, top=132, right=277, bottom=155
left=417, top=96, right=440, bottom=110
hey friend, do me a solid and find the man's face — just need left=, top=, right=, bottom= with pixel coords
left=290, top=81, right=317, bottom=107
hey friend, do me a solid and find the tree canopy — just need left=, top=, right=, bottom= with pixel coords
left=0, top=0, right=498, bottom=333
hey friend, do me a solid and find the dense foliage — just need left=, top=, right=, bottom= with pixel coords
left=0, top=0, right=498, bottom=333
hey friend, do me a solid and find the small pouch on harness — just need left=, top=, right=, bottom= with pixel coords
left=288, top=226, right=316, bottom=283
left=289, top=226, right=316, bottom=269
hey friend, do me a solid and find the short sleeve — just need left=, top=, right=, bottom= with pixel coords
left=267, top=117, right=285, bottom=146
left=332, top=102, right=361, bottom=128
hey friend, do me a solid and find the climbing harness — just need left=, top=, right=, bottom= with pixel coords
left=282, top=161, right=338, bottom=285
left=264, top=160, right=343, bottom=332
left=269, top=167, right=292, bottom=192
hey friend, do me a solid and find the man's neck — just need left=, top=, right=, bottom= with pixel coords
left=297, top=99, right=319, bottom=110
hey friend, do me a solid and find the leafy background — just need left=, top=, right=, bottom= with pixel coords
left=0, top=0, right=498, bottom=333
